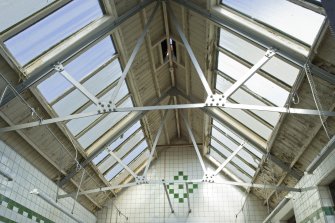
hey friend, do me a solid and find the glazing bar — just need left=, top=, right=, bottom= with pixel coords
left=0, top=168, right=13, bottom=181
left=213, top=142, right=245, bottom=176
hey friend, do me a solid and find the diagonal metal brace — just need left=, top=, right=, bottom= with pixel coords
left=54, top=62, right=100, bottom=105
left=181, top=113, right=207, bottom=173
left=213, top=142, right=245, bottom=176
left=109, top=150, right=138, bottom=179
left=222, top=48, right=277, bottom=100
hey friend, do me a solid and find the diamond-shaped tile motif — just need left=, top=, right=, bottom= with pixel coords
left=166, top=171, right=198, bottom=203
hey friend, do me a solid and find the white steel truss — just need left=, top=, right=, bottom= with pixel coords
left=57, top=177, right=305, bottom=199
left=1, top=10, right=334, bottom=132
left=57, top=111, right=305, bottom=200
left=0, top=0, right=333, bottom=208
left=1, top=102, right=335, bottom=133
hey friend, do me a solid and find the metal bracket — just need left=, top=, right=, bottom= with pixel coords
left=205, top=94, right=225, bottom=107
left=202, top=173, right=215, bottom=183
left=265, top=48, right=277, bottom=58
left=53, top=62, right=65, bottom=72
left=97, top=101, right=114, bottom=114
left=135, top=176, right=148, bottom=185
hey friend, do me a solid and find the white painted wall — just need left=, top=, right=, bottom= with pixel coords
left=96, top=146, right=268, bottom=223
left=0, top=140, right=96, bottom=223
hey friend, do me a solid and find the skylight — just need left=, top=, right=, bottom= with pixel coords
left=209, top=119, right=263, bottom=183
left=4, top=0, right=103, bottom=65
left=208, top=23, right=304, bottom=182
left=36, top=35, right=150, bottom=185
left=0, top=1, right=55, bottom=32
left=38, top=37, right=116, bottom=103
left=104, top=140, right=148, bottom=181
left=92, top=122, right=142, bottom=165
left=215, top=27, right=301, bottom=140
left=220, top=0, right=324, bottom=45
left=92, top=122, right=150, bottom=183
left=219, top=29, right=300, bottom=86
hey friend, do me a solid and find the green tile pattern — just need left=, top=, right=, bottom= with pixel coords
left=299, top=206, right=335, bottom=223
left=0, top=193, right=55, bottom=223
left=166, top=171, right=198, bottom=203
left=0, top=216, right=16, bottom=223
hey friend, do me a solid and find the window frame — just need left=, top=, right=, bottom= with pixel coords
left=208, top=118, right=265, bottom=182
left=0, top=0, right=107, bottom=75
left=219, top=0, right=325, bottom=46
left=103, top=139, right=149, bottom=181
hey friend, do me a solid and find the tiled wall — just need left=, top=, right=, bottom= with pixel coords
left=292, top=147, right=335, bottom=223
left=97, top=146, right=268, bottom=223
left=0, top=140, right=96, bottom=223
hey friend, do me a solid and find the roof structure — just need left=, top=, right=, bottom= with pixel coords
left=0, top=0, right=334, bottom=213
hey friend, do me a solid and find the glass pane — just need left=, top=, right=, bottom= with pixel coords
left=37, top=37, right=115, bottom=103
left=218, top=52, right=289, bottom=106
left=78, top=97, right=133, bottom=149
left=104, top=140, right=148, bottom=181
left=92, top=122, right=141, bottom=165
left=226, top=162, right=252, bottom=183
left=210, top=149, right=252, bottom=182
left=216, top=74, right=280, bottom=126
left=92, top=150, right=109, bottom=166
left=0, top=1, right=55, bottom=32
left=65, top=82, right=129, bottom=136
left=221, top=0, right=324, bottom=45
left=97, top=131, right=144, bottom=174
left=219, top=28, right=299, bottom=86
left=211, top=138, right=255, bottom=176
left=212, top=128, right=259, bottom=168
left=107, top=122, right=141, bottom=151
left=211, top=138, right=232, bottom=157
left=211, top=130, right=237, bottom=152
left=53, top=59, right=123, bottom=117
left=213, top=120, right=263, bottom=158
left=110, top=150, right=149, bottom=185
left=221, top=107, right=272, bottom=139
left=5, top=0, right=103, bottom=65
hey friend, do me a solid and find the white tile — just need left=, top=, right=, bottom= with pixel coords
left=0, top=140, right=96, bottom=223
